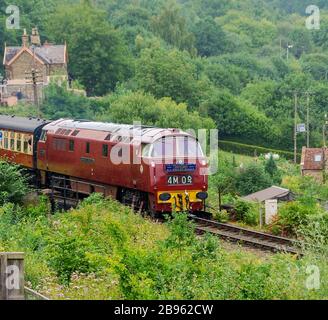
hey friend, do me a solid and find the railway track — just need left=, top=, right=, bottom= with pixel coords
left=189, top=214, right=301, bottom=255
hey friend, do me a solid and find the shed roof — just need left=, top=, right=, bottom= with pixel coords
left=242, top=186, right=291, bottom=202
left=0, top=115, right=48, bottom=133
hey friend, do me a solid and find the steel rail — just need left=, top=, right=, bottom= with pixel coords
left=189, top=214, right=301, bottom=255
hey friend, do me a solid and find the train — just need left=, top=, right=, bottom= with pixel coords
left=0, top=115, right=208, bottom=213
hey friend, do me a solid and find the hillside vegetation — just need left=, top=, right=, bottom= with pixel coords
left=1, top=0, right=328, bottom=151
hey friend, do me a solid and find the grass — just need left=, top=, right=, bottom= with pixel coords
left=219, top=150, right=254, bottom=165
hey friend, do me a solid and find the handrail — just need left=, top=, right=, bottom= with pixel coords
left=24, top=287, right=50, bottom=300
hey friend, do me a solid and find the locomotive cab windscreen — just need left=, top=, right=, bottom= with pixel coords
left=142, top=136, right=204, bottom=160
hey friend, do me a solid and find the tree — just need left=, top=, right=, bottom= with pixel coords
left=41, top=84, right=94, bottom=120
left=45, top=2, right=132, bottom=96
left=151, top=1, right=195, bottom=53
left=97, top=90, right=215, bottom=131
left=134, top=46, right=200, bottom=106
left=265, top=155, right=278, bottom=178
left=236, top=162, right=272, bottom=196
left=193, top=17, right=227, bottom=57
left=211, top=160, right=236, bottom=210
left=200, top=89, right=281, bottom=147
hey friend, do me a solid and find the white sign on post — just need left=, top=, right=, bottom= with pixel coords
left=265, top=199, right=278, bottom=225
left=297, top=123, right=306, bottom=133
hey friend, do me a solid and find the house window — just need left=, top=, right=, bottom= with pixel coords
left=102, top=144, right=108, bottom=157
left=86, top=142, right=90, bottom=154
left=69, top=140, right=75, bottom=152
left=315, top=154, right=322, bottom=162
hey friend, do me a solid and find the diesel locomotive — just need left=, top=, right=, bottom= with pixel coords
left=0, top=115, right=208, bottom=213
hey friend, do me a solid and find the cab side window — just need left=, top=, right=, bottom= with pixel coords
left=69, top=140, right=75, bottom=152
left=40, top=130, right=47, bottom=142
left=102, top=144, right=108, bottom=157
left=86, top=142, right=90, bottom=154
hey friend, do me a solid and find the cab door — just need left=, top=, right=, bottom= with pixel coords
left=37, top=130, right=48, bottom=171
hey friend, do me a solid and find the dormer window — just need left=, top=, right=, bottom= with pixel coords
left=314, top=154, right=322, bottom=162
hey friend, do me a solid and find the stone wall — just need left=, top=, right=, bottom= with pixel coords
left=6, top=83, right=43, bottom=104
left=303, top=170, right=324, bottom=183
left=6, top=51, right=47, bottom=82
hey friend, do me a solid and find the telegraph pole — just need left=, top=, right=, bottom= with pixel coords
left=25, top=45, right=43, bottom=117
left=323, top=114, right=328, bottom=183
left=294, top=92, right=298, bottom=164
left=25, top=68, right=42, bottom=116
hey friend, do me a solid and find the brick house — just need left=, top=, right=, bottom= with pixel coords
left=300, top=147, right=328, bottom=182
left=1, top=28, right=68, bottom=105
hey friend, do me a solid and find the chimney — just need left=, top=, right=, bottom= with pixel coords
left=30, top=27, right=41, bottom=46
left=22, top=29, right=29, bottom=47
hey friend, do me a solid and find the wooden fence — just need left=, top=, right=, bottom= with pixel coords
left=0, top=252, right=49, bottom=300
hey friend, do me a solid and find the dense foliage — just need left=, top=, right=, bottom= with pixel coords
left=0, top=193, right=326, bottom=300
left=0, top=160, right=28, bottom=206
left=2, top=0, right=328, bottom=150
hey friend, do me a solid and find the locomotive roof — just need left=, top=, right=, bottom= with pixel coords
left=44, top=119, right=191, bottom=143
left=0, top=115, right=48, bottom=133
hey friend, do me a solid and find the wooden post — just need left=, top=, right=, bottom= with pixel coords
left=0, top=252, right=25, bottom=300
left=306, top=92, right=310, bottom=148
left=294, top=92, right=298, bottom=164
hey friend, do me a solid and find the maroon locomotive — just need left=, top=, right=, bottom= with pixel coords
left=0, top=115, right=208, bottom=213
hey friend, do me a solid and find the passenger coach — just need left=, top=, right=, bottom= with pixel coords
left=0, top=115, right=48, bottom=169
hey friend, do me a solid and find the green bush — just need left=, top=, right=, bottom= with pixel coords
left=278, top=201, right=318, bottom=235
left=0, top=161, right=29, bottom=206
left=47, top=235, right=92, bottom=285
left=234, top=199, right=258, bottom=226
left=213, top=210, right=230, bottom=223
left=235, top=162, right=273, bottom=196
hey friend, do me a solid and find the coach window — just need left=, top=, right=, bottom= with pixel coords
left=102, top=144, right=108, bottom=157
left=17, top=133, right=22, bottom=152
left=86, top=142, right=90, bottom=154
left=23, top=139, right=29, bottom=154
left=4, top=131, right=8, bottom=149
left=10, top=132, right=15, bottom=151
left=69, top=140, right=75, bottom=152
